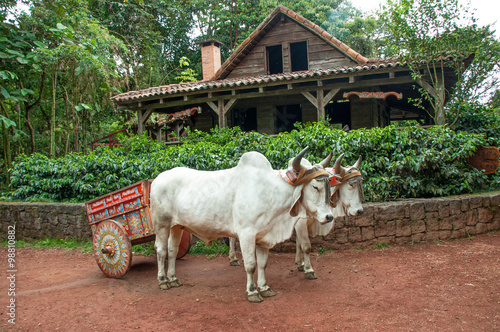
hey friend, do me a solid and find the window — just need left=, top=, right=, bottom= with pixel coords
left=266, top=45, right=283, bottom=74
left=231, top=107, right=257, bottom=131
left=290, top=41, right=308, bottom=72
left=274, top=104, right=302, bottom=133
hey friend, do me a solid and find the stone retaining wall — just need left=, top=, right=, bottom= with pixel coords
left=1, top=192, right=499, bottom=251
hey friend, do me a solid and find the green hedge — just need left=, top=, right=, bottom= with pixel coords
left=6, top=122, right=500, bottom=203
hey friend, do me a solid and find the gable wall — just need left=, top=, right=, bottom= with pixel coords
left=227, top=17, right=357, bottom=79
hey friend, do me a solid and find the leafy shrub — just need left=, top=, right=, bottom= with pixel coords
left=6, top=122, right=499, bottom=202
left=448, top=102, right=500, bottom=146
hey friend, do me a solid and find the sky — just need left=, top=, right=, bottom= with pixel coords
left=351, top=0, right=500, bottom=37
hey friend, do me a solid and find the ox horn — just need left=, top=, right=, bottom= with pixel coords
left=292, top=146, right=309, bottom=172
left=333, top=153, right=344, bottom=175
left=353, top=155, right=362, bottom=169
left=319, top=151, right=333, bottom=169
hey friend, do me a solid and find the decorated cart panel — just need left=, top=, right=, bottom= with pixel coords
left=85, top=179, right=191, bottom=278
left=86, top=180, right=155, bottom=241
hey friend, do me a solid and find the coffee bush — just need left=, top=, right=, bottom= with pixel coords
left=7, top=122, right=499, bottom=202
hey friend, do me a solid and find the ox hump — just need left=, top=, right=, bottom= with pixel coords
left=237, top=151, right=273, bottom=171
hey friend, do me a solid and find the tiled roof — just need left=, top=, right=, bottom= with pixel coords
left=111, top=58, right=405, bottom=103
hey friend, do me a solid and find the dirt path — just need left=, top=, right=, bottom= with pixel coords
left=1, top=233, right=499, bottom=331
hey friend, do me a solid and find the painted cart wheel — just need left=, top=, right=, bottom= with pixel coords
left=93, top=220, right=132, bottom=278
left=177, top=231, right=192, bottom=259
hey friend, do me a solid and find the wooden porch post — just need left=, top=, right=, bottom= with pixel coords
left=302, top=88, right=340, bottom=121
left=137, top=109, right=153, bottom=134
left=207, top=98, right=237, bottom=128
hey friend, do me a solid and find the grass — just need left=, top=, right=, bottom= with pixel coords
left=188, top=240, right=229, bottom=260
left=371, top=242, right=389, bottom=249
left=0, top=236, right=93, bottom=252
left=0, top=236, right=230, bottom=259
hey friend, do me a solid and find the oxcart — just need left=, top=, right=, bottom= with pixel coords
left=86, top=180, right=191, bottom=278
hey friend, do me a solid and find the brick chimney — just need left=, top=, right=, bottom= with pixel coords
left=198, top=39, right=223, bottom=81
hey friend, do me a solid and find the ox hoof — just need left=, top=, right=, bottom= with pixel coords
left=159, top=281, right=171, bottom=290
left=305, top=271, right=317, bottom=280
left=247, top=293, right=264, bottom=303
left=260, top=288, right=275, bottom=298
left=169, top=279, right=183, bottom=288
left=230, top=260, right=240, bottom=266
left=297, top=265, right=305, bottom=272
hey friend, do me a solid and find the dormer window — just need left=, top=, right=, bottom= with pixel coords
left=267, top=45, right=283, bottom=74
left=266, top=41, right=308, bottom=75
left=290, top=41, right=308, bottom=71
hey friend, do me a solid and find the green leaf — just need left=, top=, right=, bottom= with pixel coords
left=0, top=85, right=10, bottom=99
left=0, top=115, right=16, bottom=129
left=16, top=57, right=29, bottom=64
left=56, top=23, right=68, bottom=30
left=33, top=41, right=47, bottom=48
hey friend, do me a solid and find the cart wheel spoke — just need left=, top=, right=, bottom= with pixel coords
left=93, top=220, right=132, bottom=278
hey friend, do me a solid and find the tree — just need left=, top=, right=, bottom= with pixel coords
left=379, top=0, right=500, bottom=125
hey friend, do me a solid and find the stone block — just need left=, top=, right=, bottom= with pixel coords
left=477, top=207, right=494, bottom=223
left=409, top=202, right=426, bottom=220
left=449, top=200, right=461, bottom=215
left=396, top=219, right=412, bottom=237
left=334, top=228, right=348, bottom=244
left=410, top=220, right=426, bottom=234
left=361, top=227, right=375, bottom=241
left=438, top=200, right=450, bottom=218
left=424, top=200, right=438, bottom=212
left=348, top=227, right=361, bottom=242
left=374, top=220, right=387, bottom=237
left=475, top=222, right=488, bottom=234
left=465, top=209, right=479, bottom=226
left=482, top=196, right=491, bottom=207
left=469, top=196, right=482, bottom=209
left=425, top=231, right=441, bottom=241
left=376, top=236, right=395, bottom=244
left=491, top=194, right=500, bottom=207
left=439, top=230, right=452, bottom=239
left=452, top=215, right=466, bottom=230
left=375, top=203, right=405, bottom=221
left=439, top=216, right=453, bottom=230
left=465, top=226, right=476, bottom=236
left=425, top=212, right=439, bottom=231
left=451, top=228, right=467, bottom=239
left=460, top=198, right=469, bottom=212
left=395, top=236, right=412, bottom=245
left=386, top=221, right=396, bottom=236
left=354, top=210, right=374, bottom=227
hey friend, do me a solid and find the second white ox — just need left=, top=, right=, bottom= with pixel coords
left=150, top=147, right=334, bottom=303
left=293, top=154, right=364, bottom=279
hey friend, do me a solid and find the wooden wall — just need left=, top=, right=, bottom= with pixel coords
left=227, top=17, right=357, bottom=79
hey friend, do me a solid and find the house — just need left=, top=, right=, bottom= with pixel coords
left=111, top=5, right=466, bottom=139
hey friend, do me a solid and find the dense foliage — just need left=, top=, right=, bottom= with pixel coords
left=6, top=122, right=499, bottom=203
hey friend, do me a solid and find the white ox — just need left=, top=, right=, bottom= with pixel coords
left=228, top=154, right=364, bottom=280
left=150, top=147, right=334, bottom=303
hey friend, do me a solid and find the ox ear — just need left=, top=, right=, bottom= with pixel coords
left=289, top=188, right=307, bottom=218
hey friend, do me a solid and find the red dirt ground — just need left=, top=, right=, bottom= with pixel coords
left=1, top=233, right=499, bottom=331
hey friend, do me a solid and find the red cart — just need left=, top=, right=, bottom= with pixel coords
left=86, top=180, right=191, bottom=278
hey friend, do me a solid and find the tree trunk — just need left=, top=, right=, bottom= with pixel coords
left=1, top=101, right=12, bottom=186
left=50, top=71, right=57, bottom=158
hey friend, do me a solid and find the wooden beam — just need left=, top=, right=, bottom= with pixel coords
left=323, top=88, right=340, bottom=108
left=301, top=91, right=317, bottom=106
left=130, top=75, right=416, bottom=112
